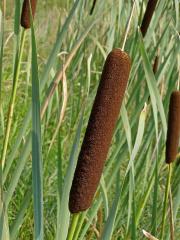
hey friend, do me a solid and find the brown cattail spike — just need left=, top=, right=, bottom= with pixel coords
left=166, top=91, right=180, bottom=164
left=140, top=0, right=158, bottom=37
left=69, top=49, right=131, bottom=213
left=153, top=55, right=159, bottom=74
left=90, top=0, right=97, bottom=15
left=21, top=0, right=37, bottom=29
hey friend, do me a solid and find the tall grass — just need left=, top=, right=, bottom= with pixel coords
left=0, top=0, right=180, bottom=239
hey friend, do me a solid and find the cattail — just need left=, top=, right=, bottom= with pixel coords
left=21, top=0, right=37, bottom=29
left=69, top=49, right=131, bottom=213
left=140, top=0, right=158, bottom=37
left=166, top=91, right=180, bottom=164
left=90, top=0, right=97, bottom=15
left=153, top=55, right=159, bottom=74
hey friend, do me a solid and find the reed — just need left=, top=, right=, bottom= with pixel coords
left=69, top=48, right=131, bottom=214
left=166, top=91, right=180, bottom=164
left=161, top=91, right=180, bottom=240
left=21, top=0, right=37, bottom=29
left=140, top=0, right=158, bottom=37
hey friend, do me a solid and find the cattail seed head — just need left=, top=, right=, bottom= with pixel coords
left=140, top=0, right=158, bottom=37
left=69, top=49, right=131, bottom=213
left=166, top=91, right=180, bottom=164
left=90, top=0, right=97, bottom=15
left=21, top=0, right=37, bottom=29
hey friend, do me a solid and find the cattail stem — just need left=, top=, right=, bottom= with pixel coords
left=0, top=29, right=26, bottom=169
left=67, top=213, right=80, bottom=240
left=169, top=189, right=174, bottom=240
left=161, top=164, right=172, bottom=240
left=73, top=212, right=86, bottom=240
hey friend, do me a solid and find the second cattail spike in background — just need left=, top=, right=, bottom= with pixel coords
left=166, top=91, right=180, bottom=164
left=21, top=0, right=37, bottom=29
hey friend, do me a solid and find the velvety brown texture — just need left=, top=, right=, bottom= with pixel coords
left=166, top=91, right=180, bottom=164
left=140, top=0, right=158, bottom=37
left=21, top=0, right=37, bottom=29
left=69, top=49, right=131, bottom=213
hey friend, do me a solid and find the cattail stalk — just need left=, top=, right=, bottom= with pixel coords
left=161, top=91, right=180, bottom=239
left=67, top=214, right=80, bottom=240
left=169, top=189, right=175, bottom=240
left=69, top=48, right=131, bottom=214
left=161, top=164, right=172, bottom=240
left=21, top=0, right=37, bottom=29
left=140, top=0, right=158, bottom=37
left=73, top=212, right=86, bottom=240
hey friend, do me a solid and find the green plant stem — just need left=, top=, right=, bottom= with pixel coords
left=73, top=212, right=86, bottom=240
left=125, top=166, right=158, bottom=240
left=160, top=164, right=172, bottom=240
left=0, top=107, right=4, bottom=134
left=67, top=214, right=80, bottom=240
left=0, top=29, right=26, bottom=169
left=169, top=189, right=174, bottom=240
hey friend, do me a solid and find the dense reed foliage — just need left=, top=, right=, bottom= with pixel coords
left=0, top=0, right=180, bottom=239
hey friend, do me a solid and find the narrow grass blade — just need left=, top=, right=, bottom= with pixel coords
left=175, top=0, right=179, bottom=29
left=125, top=104, right=147, bottom=235
left=101, top=174, right=120, bottom=240
left=14, top=0, right=21, bottom=36
left=56, top=110, right=84, bottom=240
left=31, top=20, right=43, bottom=240
left=121, top=102, right=132, bottom=154
left=0, top=8, right=3, bottom=101
left=0, top=7, right=4, bottom=134
left=0, top=205, right=9, bottom=240
left=10, top=190, right=31, bottom=240
left=100, top=175, right=109, bottom=220
left=125, top=104, right=147, bottom=175
left=138, top=30, right=167, bottom=138
left=151, top=158, right=158, bottom=235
